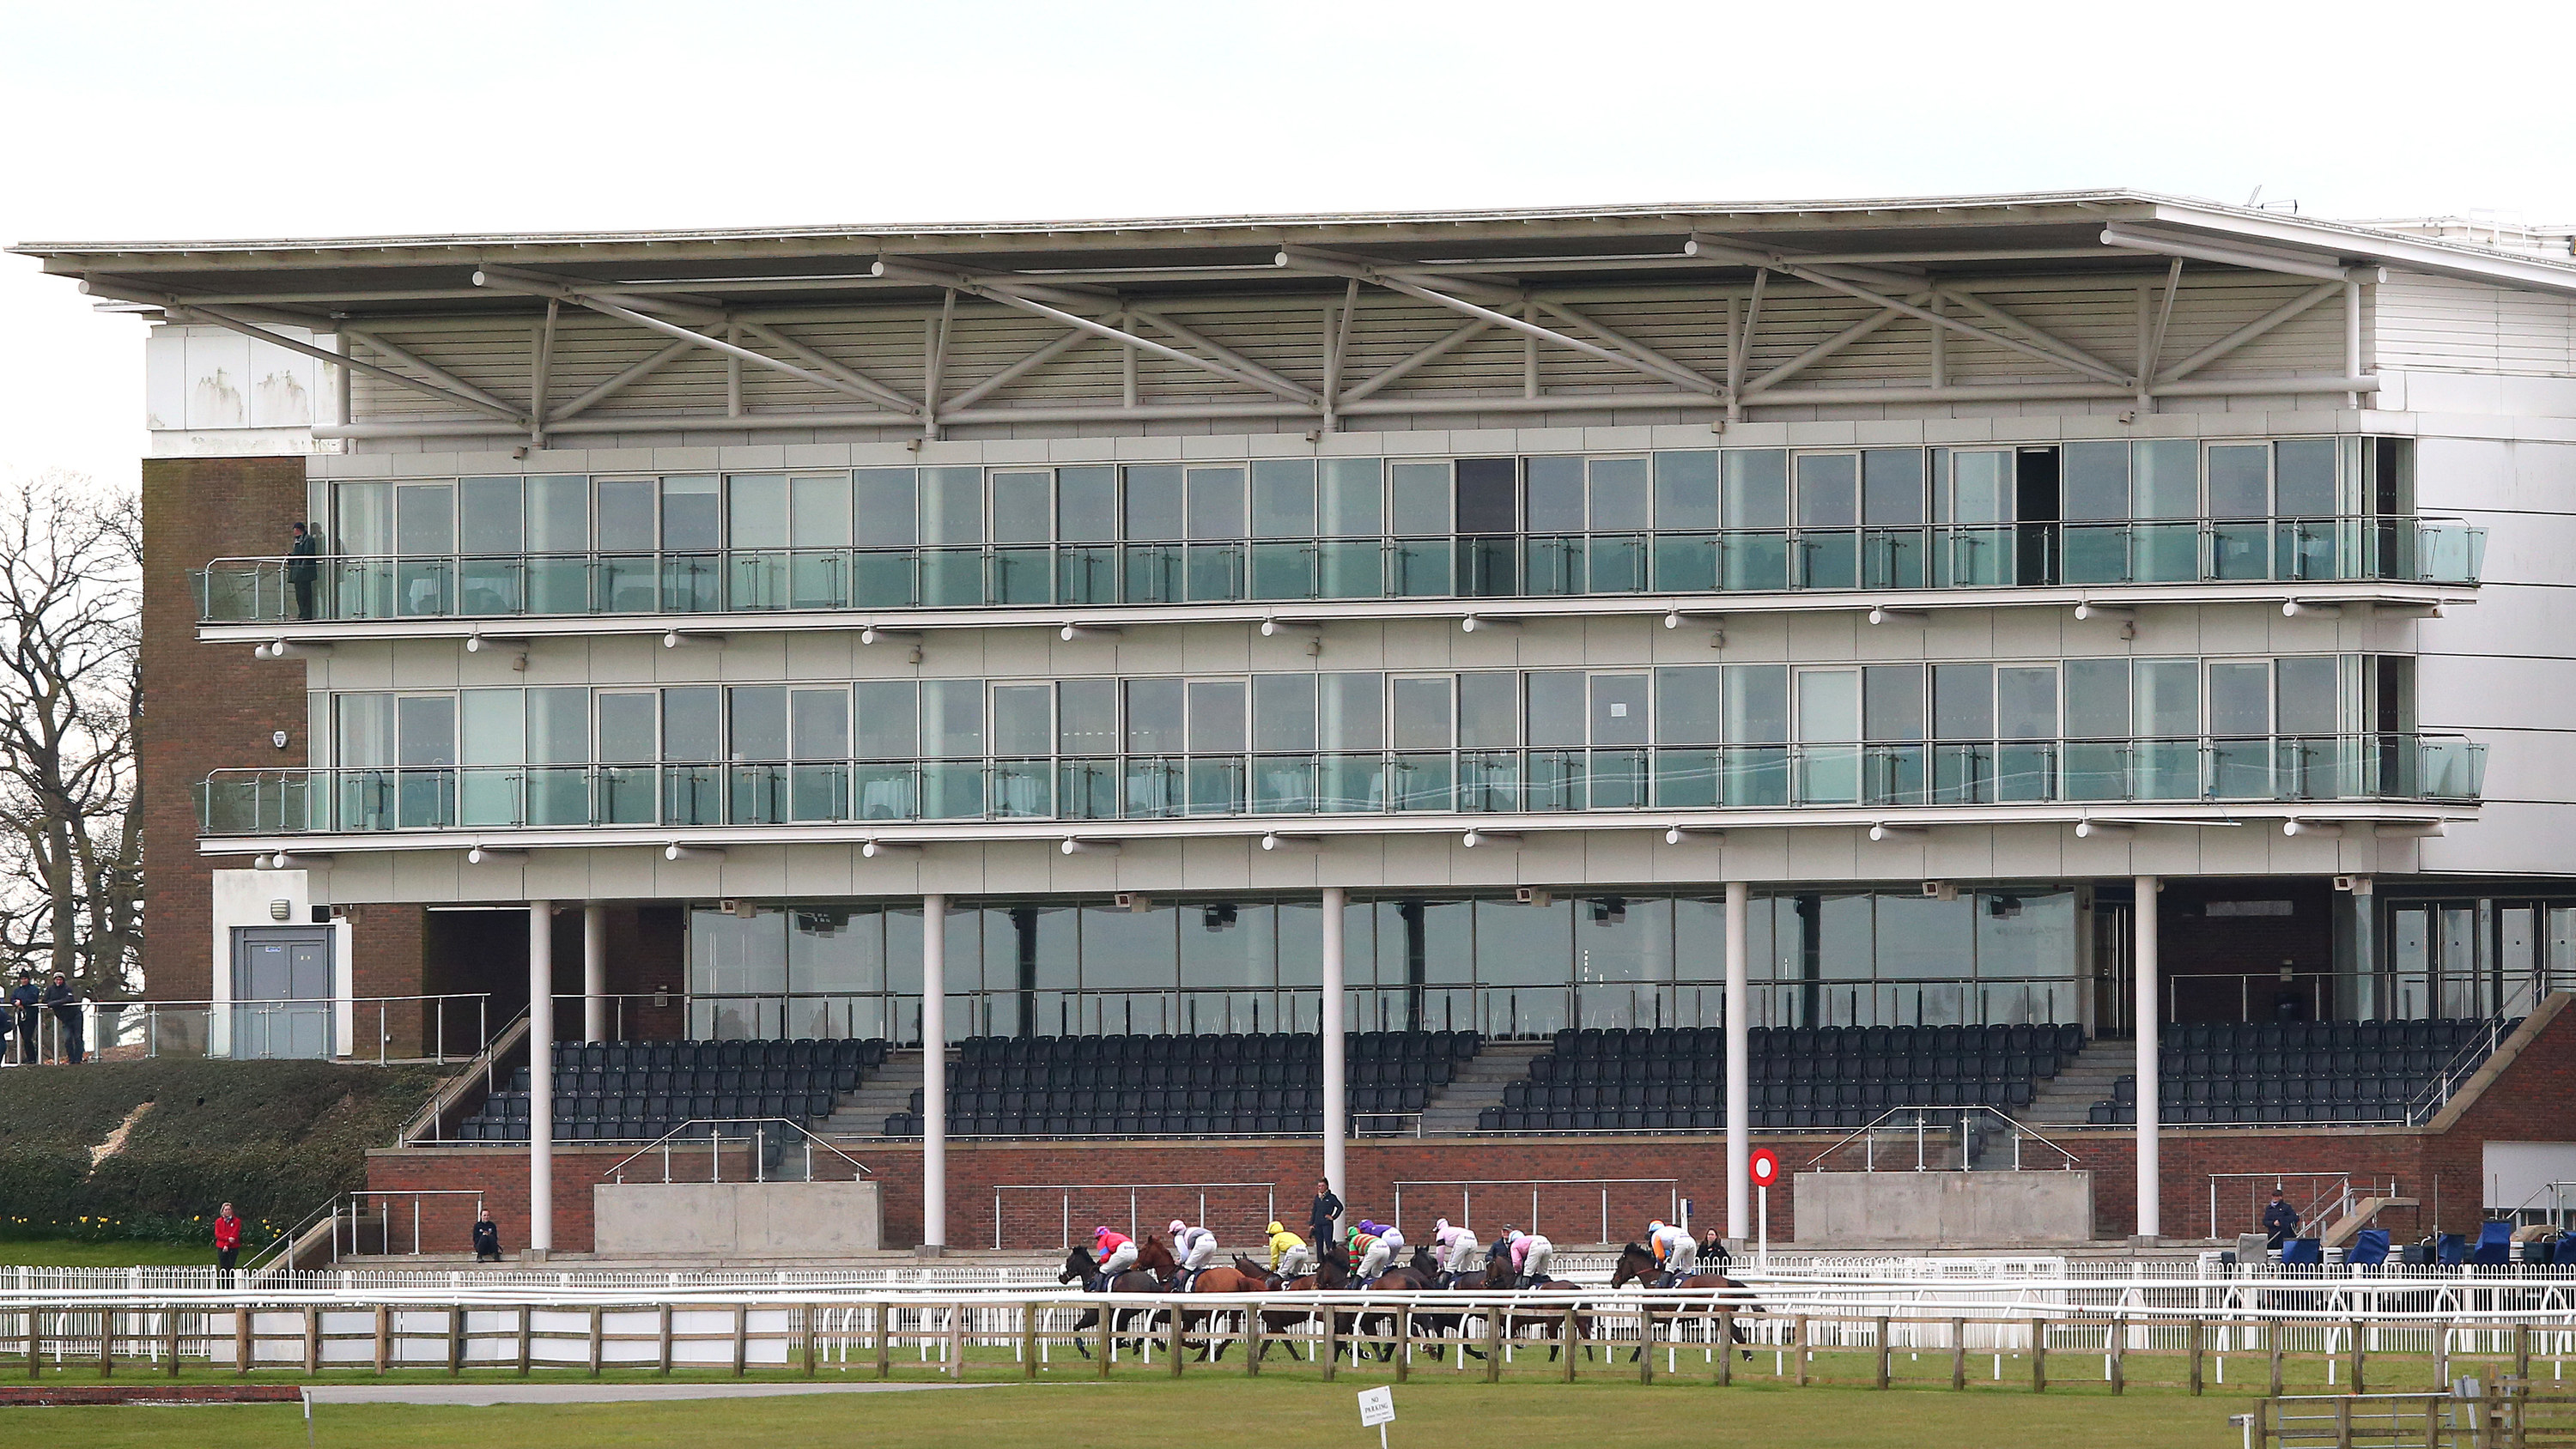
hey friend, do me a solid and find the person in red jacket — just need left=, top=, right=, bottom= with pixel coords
left=1089, top=1225, right=1137, bottom=1292
left=214, top=1203, right=243, bottom=1276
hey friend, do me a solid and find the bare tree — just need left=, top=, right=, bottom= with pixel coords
left=0, top=473, right=143, bottom=998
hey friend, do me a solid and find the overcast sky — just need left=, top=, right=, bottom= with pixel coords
left=5, top=0, right=2573, bottom=486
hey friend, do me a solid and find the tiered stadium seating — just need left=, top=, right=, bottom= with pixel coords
left=879, top=1030, right=1476, bottom=1137
left=1478, top=1024, right=2081, bottom=1133
left=457, top=1038, right=888, bottom=1143
left=2087, top=1018, right=2509, bottom=1125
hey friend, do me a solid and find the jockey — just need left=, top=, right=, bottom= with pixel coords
left=1439, top=1222, right=1483, bottom=1288
left=1266, top=1221, right=1312, bottom=1280
left=1431, top=1218, right=1461, bottom=1282
left=1647, top=1219, right=1696, bottom=1288
left=1170, top=1219, right=1220, bottom=1290
left=1509, top=1228, right=1555, bottom=1288
left=1352, top=1220, right=1401, bottom=1284
left=1091, top=1226, right=1137, bottom=1293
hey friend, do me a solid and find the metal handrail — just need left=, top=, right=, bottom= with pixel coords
left=398, top=1005, right=529, bottom=1146
left=1804, top=1105, right=2081, bottom=1172
left=113, top=993, right=494, bottom=1064
left=336, top=1190, right=489, bottom=1260
left=2404, top=1011, right=2526, bottom=1125
left=1390, top=1178, right=1683, bottom=1245
left=605, top=1117, right=872, bottom=1185
left=987, top=1179, right=1277, bottom=1250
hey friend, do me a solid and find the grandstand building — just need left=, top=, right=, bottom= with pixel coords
left=20, top=191, right=2576, bottom=1255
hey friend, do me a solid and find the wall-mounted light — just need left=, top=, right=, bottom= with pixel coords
left=271, top=731, right=289, bottom=749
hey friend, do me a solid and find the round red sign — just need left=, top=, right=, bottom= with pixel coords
left=1748, top=1148, right=1781, bottom=1188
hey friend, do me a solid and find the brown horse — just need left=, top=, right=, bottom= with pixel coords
left=1477, top=1256, right=1595, bottom=1362
left=1610, top=1241, right=1760, bottom=1361
left=1133, top=1235, right=1262, bottom=1361
left=1060, top=1243, right=1168, bottom=1356
left=1233, top=1243, right=1362, bottom=1361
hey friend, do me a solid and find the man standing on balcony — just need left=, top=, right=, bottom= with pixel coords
left=9, top=973, right=39, bottom=1064
left=287, top=521, right=320, bottom=621
left=40, top=973, right=82, bottom=1064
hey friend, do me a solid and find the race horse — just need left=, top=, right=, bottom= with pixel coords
left=1060, top=1241, right=1169, bottom=1357
left=1476, top=1255, right=1595, bottom=1362
left=1232, top=1242, right=1361, bottom=1362
left=1136, top=1234, right=1266, bottom=1361
left=1609, top=1241, right=1761, bottom=1362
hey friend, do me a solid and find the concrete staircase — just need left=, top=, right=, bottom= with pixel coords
left=1420, top=1040, right=1552, bottom=1136
left=819, top=1047, right=940, bottom=1139
left=2017, top=1037, right=2133, bottom=1130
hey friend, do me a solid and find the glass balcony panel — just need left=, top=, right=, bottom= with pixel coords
left=789, top=762, right=849, bottom=822
left=1458, top=749, right=1521, bottom=812
left=2060, top=743, right=2129, bottom=802
left=854, top=765, right=920, bottom=822
left=598, top=556, right=659, bottom=613
left=1248, top=543, right=1317, bottom=601
left=1123, top=757, right=1182, bottom=819
left=1589, top=747, right=1648, bottom=809
left=2014, top=524, right=2060, bottom=586
left=1651, top=748, right=1720, bottom=808
left=1796, top=530, right=1859, bottom=590
left=1653, top=534, right=1717, bottom=592
left=991, top=761, right=1053, bottom=818
left=1994, top=743, right=2057, bottom=803
left=728, top=552, right=788, bottom=612
left=851, top=549, right=914, bottom=609
left=1522, top=536, right=1583, bottom=596
left=198, top=565, right=267, bottom=622
left=1056, top=760, right=1119, bottom=819
left=1252, top=755, right=1318, bottom=814
left=2419, top=525, right=2485, bottom=585
left=1588, top=535, right=1649, bottom=593
left=1389, top=540, right=1452, bottom=597
left=1125, top=544, right=1184, bottom=604
left=918, top=548, right=981, bottom=607
left=660, top=555, right=721, bottom=612
left=1797, top=743, right=1861, bottom=803
left=787, top=550, right=848, bottom=609
left=2420, top=737, right=2485, bottom=800
left=1721, top=745, right=1789, bottom=808
left=457, top=558, right=521, bottom=615
left=1057, top=546, right=1121, bottom=605
left=1316, top=541, right=1382, bottom=599
left=1527, top=749, right=1583, bottom=811
left=1721, top=530, right=1789, bottom=591
left=1390, top=753, right=1455, bottom=811
left=2209, top=524, right=2271, bottom=581
left=525, top=557, right=590, bottom=613
left=990, top=547, right=1053, bottom=606
left=917, top=762, right=985, bottom=819
left=1186, top=756, right=1246, bottom=815
left=1935, top=527, right=2012, bottom=587
left=394, top=560, right=453, bottom=617
left=2130, top=524, right=2200, bottom=583
left=1863, top=744, right=1927, bottom=806
left=523, top=766, right=590, bottom=826
left=1457, top=537, right=1516, bottom=597
left=596, top=766, right=659, bottom=825
left=728, top=763, right=788, bottom=824
left=663, top=764, right=724, bottom=825
left=2129, top=740, right=2198, bottom=801
left=1931, top=745, right=1992, bottom=805
left=1185, top=543, right=1244, bottom=602
left=2208, top=738, right=2276, bottom=799
left=1862, top=529, right=1924, bottom=590
left=2061, top=524, right=2129, bottom=585
left=1319, top=754, right=1385, bottom=812
left=458, top=766, right=523, bottom=827
left=2276, top=520, right=2338, bottom=581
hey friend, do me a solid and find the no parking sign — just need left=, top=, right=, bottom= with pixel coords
left=1749, top=1148, right=1781, bottom=1190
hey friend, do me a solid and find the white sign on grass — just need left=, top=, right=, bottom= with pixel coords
left=1358, top=1385, right=1395, bottom=1427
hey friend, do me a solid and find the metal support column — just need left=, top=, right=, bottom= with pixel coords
left=921, top=893, right=948, bottom=1252
left=1321, top=886, right=1347, bottom=1216
left=1725, top=880, right=1751, bottom=1246
left=527, top=900, right=555, bottom=1256
left=582, top=903, right=608, bottom=1043
left=2134, top=874, right=2160, bottom=1241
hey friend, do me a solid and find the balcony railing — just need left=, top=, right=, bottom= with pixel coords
left=197, top=733, right=2482, bottom=837
left=197, top=518, right=2485, bottom=624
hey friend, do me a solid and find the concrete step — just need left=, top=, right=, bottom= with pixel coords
left=1419, top=1040, right=1552, bottom=1133
left=2017, top=1039, right=2132, bottom=1126
left=820, top=1048, right=935, bottom=1138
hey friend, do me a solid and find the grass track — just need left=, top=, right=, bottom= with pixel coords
left=0, top=1239, right=225, bottom=1267
left=16, top=1376, right=2260, bottom=1447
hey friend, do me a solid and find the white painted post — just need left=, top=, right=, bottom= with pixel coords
left=582, top=904, right=608, bottom=1044
left=2135, top=875, right=2160, bottom=1241
left=1724, top=880, right=1751, bottom=1246
left=1321, top=886, right=1347, bottom=1216
left=922, top=893, right=948, bottom=1252
left=527, top=900, right=554, bottom=1256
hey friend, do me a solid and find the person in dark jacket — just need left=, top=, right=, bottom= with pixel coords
left=472, top=1207, right=503, bottom=1263
left=1308, top=1178, right=1343, bottom=1245
left=287, top=521, right=322, bottom=621
left=7, top=973, right=36, bottom=1064
left=40, top=973, right=82, bottom=1064
left=2262, top=1191, right=2300, bottom=1250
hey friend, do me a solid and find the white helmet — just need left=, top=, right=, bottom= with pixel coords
left=1169, top=1219, right=1188, bottom=1236
left=1649, top=1219, right=1667, bottom=1234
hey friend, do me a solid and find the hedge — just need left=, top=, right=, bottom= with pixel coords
left=0, top=1058, right=440, bottom=1246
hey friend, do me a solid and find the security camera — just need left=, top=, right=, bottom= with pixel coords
left=1515, top=887, right=1554, bottom=906
left=1921, top=882, right=1958, bottom=901
left=1115, top=892, right=1153, bottom=912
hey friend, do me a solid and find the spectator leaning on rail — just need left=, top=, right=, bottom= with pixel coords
left=472, top=1207, right=503, bottom=1264
left=2263, top=1191, right=2301, bottom=1251
left=8, top=972, right=38, bottom=1064
left=287, top=520, right=321, bottom=621
left=1265, top=1221, right=1311, bottom=1281
left=214, top=1203, right=243, bottom=1275
left=40, top=973, right=82, bottom=1064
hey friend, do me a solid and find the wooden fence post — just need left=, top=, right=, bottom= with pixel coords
left=880, top=1303, right=896, bottom=1381
left=732, top=1304, right=749, bottom=1377
left=949, top=1300, right=966, bottom=1381
left=1484, top=1302, right=1501, bottom=1384
left=1247, top=1300, right=1264, bottom=1378
left=2268, top=1320, right=2284, bottom=1398
left=303, top=1307, right=320, bottom=1376
left=2515, top=1323, right=2531, bottom=1386
left=805, top=1303, right=820, bottom=1378
left=1718, top=1312, right=1735, bottom=1387
left=1639, top=1305, right=1656, bottom=1385
left=2334, top=1396, right=2354, bottom=1449
left=2030, top=1318, right=2047, bottom=1393
left=2109, top=1317, right=2125, bottom=1395
left=659, top=1303, right=676, bottom=1377
left=2348, top=1319, right=2364, bottom=1396
left=1874, top=1316, right=1891, bottom=1390
left=1952, top=1318, right=1968, bottom=1391
left=1095, top=1303, right=1111, bottom=1379
left=375, top=1305, right=392, bottom=1375
left=1321, top=1307, right=1338, bottom=1383
left=590, top=1307, right=605, bottom=1378
left=1393, top=1304, right=1408, bottom=1383
left=1794, top=1317, right=1808, bottom=1388
left=167, top=1308, right=184, bottom=1379
left=100, top=1307, right=115, bottom=1378
left=447, top=1306, right=464, bottom=1377
left=2190, top=1319, right=2204, bottom=1396
left=1022, top=1302, right=1039, bottom=1380
left=1561, top=1307, right=1577, bottom=1385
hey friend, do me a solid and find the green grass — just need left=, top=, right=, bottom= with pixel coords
left=9, top=1377, right=2263, bottom=1447
left=0, top=1237, right=221, bottom=1267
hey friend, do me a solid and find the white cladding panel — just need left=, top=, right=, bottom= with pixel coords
left=2378, top=270, right=2576, bottom=379
left=146, top=322, right=341, bottom=455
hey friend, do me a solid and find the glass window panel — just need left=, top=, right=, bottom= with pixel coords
left=1124, top=678, right=1184, bottom=754
left=1720, top=450, right=1788, bottom=529
left=2207, top=661, right=2272, bottom=735
left=2207, top=444, right=2269, bottom=519
left=394, top=694, right=456, bottom=766
left=1862, top=449, right=1925, bottom=524
left=596, top=691, right=658, bottom=762
left=596, top=479, right=657, bottom=551
left=1862, top=665, right=1925, bottom=742
left=1591, top=673, right=1650, bottom=747
left=660, top=476, right=720, bottom=550
left=1252, top=674, right=1318, bottom=752
left=789, top=906, right=883, bottom=996
left=789, top=688, right=848, bottom=760
left=1874, top=894, right=1975, bottom=979
left=789, top=475, right=852, bottom=548
left=1455, top=458, right=1516, bottom=534
left=726, top=475, right=788, bottom=550
left=1079, top=902, right=1178, bottom=992
left=2063, top=659, right=2130, bottom=737
left=1996, top=666, right=2059, bottom=740
left=394, top=482, right=454, bottom=554
left=728, top=686, right=787, bottom=761
left=989, top=471, right=1052, bottom=545
left=1056, top=679, right=1116, bottom=755
left=1458, top=672, right=1518, bottom=749
left=2063, top=441, right=2131, bottom=522
left=1251, top=459, right=1316, bottom=539
left=661, top=687, right=720, bottom=761
left=1182, top=901, right=1274, bottom=989
left=336, top=694, right=393, bottom=767
left=1525, top=456, right=1584, bottom=533
left=1185, top=466, right=1248, bottom=540
left=2133, top=440, right=2199, bottom=518
left=1390, top=676, right=1454, bottom=749
left=1933, top=664, right=1995, bottom=739
left=1320, top=672, right=1383, bottom=751
left=457, top=477, right=523, bottom=555
left=690, top=907, right=788, bottom=1001
left=991, top=683, right=1052, bottom=755
left=1947, top=450, right=2012, bottom=524
left=1653, top=451, right=1719, bottom=530
left=2275, top=657, right=2337, bottom=735
left=854, top=682, right=920, bottom=759
left=1578, top=895, right=1672, bottom=981
left=1389, top=461, right=1451, bottom=536
left=1977, top=889, right=2074, bottom=979
left=2275, top=440, right=2336, bottom=516
left=1795, top=670, right=1860, bottom=743
left=1722, top=665, right=1789, bottom=744
left=1054, top=465, right=1117, bottom=543
left=526, top=688, right=589, bottom=763
left=918, top=466, right=982, bottom=546
left=1655, top=666, right=1722, bottom=746
left=1188, top=680, right=1247, bottom=753
left=1123, top=464, right=1183, bottom=543
left=460, top=689, right=523, bottom=765
left=920, top=678, right=984, bottom=758
left=1472, top=897, right=1566, bottom=985
left=1816, top=893, right=1873, bottom=979
left=1794, top=453, right=1859, bottom=528
left=2132, top=660, right=2199, bottom=737
left=1589, top=457, right=1651, bottom=532
left=1526, top=671, right=1586, bottom=748
left=334, top=482, right=392, bottom=555
left=1319, top=458, right=1384, bottom=537
left=853, top=469, right=917, bottom=549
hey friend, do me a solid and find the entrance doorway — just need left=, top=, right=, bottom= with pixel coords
left=231, top=927, right=334, bottom=1058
